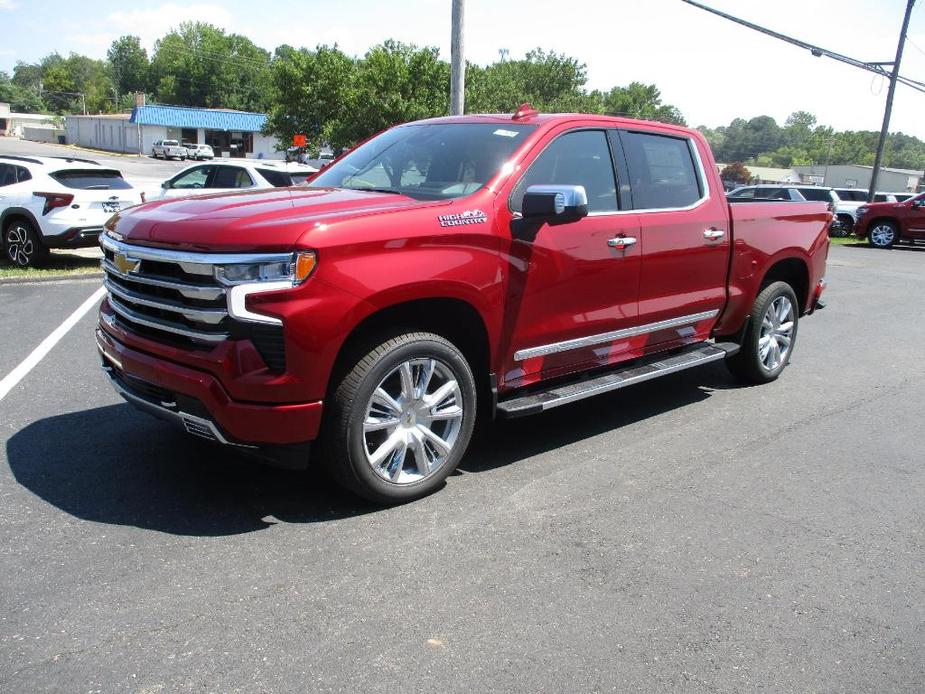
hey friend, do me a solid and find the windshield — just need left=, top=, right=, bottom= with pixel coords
left=308, top=123, right=536, bottom=200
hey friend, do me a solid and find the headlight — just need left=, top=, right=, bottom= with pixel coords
left=215, top=251, right=317, bottom=325
left=215, top=251, right=317, bottom=286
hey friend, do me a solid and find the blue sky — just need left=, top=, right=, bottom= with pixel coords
left=2, top=0, right=925, bottom=139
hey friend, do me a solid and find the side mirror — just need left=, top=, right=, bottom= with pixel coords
left=913, top=198, right=924, bottom=207
left=522, top=185, right=589, bottom=223
left=161, top=181, right=170, bottom=189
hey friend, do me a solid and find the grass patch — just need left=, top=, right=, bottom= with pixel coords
left=830, top=236, right=866, bottom=246
left=0, top=251, right=102, bottom=281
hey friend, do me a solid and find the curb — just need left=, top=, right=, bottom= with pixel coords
left=0, top=271, right=103, bottom=286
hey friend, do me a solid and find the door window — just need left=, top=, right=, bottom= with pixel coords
left=511, top=130, right=618, bottom=214
left=170, top=166, right=212, bottom=189
left=622, top=131, right=703, bottom=210
left=211, top=166, right=253, bottom=189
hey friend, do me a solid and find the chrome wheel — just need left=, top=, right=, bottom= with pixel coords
left=759, top=296, right=794, bottom=372
left=5, top=224, right=34, bottom=267
left=362, top=358, right=464, bottom=485
left=870, top=223, right=895, bottom=247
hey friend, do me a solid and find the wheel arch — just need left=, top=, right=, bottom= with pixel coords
left=867, top=216, right=900, bottom=238
left=1, top=207, right=41, bottom=232
left=759, top=255, right=810, bottom=314
left=329, top=295, right=494, bottom=403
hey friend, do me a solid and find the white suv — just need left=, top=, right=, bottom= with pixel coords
left=151, top=139, right=187, bottom=160
left=0, top=155, right=142, bottom=267
left=183, top=143, right=214, bottom=160
left=150, top=160, right=317, bottom=200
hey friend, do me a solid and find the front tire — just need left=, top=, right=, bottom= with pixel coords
left=3, top=218, right=49, bottom=268
left=726, top=281, right=799, bottom=384
left=869, top=221, right=898, bottom=248
left=322, top=332, right=477, bottom=503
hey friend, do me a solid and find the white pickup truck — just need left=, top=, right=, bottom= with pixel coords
left=151, top=139, right=187, bottom=160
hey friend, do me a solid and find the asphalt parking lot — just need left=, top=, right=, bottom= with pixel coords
left=1, top=244, right=923, bottom=693
left=0, top=137, right=203, bottom=192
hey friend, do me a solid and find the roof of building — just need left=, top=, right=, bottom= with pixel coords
left=793, top=164, right=923, bottom=177
left=128, top=104, right=267, bottom=132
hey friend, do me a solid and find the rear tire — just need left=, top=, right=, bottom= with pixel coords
left=726, top=281, right=799, bottom=384
left=3, top=218, right=49, bottom=268
left=869, top=221, right=898, bottom=249
left=321, top=331, right=477, bottom=504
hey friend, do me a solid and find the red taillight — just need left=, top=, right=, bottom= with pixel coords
left=34, top=192, right=74, bottom=215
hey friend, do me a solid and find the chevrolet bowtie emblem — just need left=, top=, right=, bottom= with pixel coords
left=113, top=252, right=140, bottom=275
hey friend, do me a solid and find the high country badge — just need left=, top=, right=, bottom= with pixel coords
left=438, top=209, right=488, bottom=227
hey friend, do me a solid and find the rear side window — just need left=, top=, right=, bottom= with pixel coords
left=511, top=130, right=618, bottom=214
left=836, top=189, right=866, bottom=202
left=50, top=169, right=132, bottom=190
left=15, top=166, right=31, bottom=183
left=211, top=167, right=253, bottom=189
left=798, top=188, right=830, bottom=202
left=622, top=131, right=702, bottom=210
left=729, top=188, right=756, bottom=198
left=0, top=164, right=13, bottom=187
left=256, top=168, right=293, bottom=187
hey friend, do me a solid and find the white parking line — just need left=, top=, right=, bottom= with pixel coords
left=0, top=286, right=106, bottom=402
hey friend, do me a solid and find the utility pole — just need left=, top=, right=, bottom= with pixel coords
left=450, top=0, right=465, bottom=115
left=868, top=0, right=915, bottom=202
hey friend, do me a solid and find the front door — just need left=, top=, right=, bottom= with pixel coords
left=500, top=127, right=642, bottom=388
left=618, top=129, right=729, bottom=348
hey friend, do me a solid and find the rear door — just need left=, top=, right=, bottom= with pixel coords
left=207, top=166, right=256, bottom=193
left=619, top=129, right=729, bottom=347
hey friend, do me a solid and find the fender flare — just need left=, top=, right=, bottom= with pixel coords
left=0, top=206, right=41, bottom=232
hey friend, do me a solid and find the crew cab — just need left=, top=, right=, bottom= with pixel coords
left=854, top=191, right=925, bottom=248
left=96, top=108, right=830, bottom=503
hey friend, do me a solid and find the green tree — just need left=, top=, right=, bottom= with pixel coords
left=598, top=82, right=686, bottom=125
left=108, top=35, right=149, bottom=97
left=263, top=44, right=356, bottom=151
left=150, top=22, right=271, bottom=111
left=329, top=40, right=450, bottom=147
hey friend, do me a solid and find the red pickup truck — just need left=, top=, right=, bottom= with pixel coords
left=96, top=109, right=830, bottom=502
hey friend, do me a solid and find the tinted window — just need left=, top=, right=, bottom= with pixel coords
left=170, top=166, right=212, bottom=189
left=798, top=188, right=831, bottom=202
left=15, top=166, right=31, bottom=183
left=50, top=169, right=132, bottom=190
left=622, top=131, right=701, bottom=209
left=835, top=189, right=866, bottom=201
left=310, top=123, right=534, bottom=201
left=729, top=187, right=756, bottom=198
left=511, top=130, right=617, bottom=214
left=256, top=168, right=293, bottom=187
left=0, top=164, right=14, bottom=187
left=211, top=166, right=253, bottom=189
left=873, top=193, right=893, bottom=202
left=163, top=140, right=179, bottom=147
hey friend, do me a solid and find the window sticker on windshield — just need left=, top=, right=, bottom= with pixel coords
left=493, top=129, right=520, bottom=138
left=438, top=209, right=488, bottom=227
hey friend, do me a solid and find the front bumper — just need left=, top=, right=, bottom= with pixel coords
left=96, top=326, right=323, bottom=447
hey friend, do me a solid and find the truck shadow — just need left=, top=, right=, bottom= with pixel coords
left=6, top=363, right=738, bottom=537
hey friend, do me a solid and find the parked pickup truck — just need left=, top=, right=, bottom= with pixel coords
left=96, top=108, right=830, bottom=503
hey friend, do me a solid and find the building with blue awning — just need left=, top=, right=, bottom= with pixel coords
left=64, top=94, right=283, bottom=159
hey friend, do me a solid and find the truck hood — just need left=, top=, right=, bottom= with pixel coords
left=114, top=187, right=440, bottom=252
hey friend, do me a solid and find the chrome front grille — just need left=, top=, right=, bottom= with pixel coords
left=101, top=236, right=231, bottom=344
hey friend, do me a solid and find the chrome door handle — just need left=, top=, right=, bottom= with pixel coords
left=608, top=236, right=637, bottom=249
left=703, top=229, right=726, bottom=241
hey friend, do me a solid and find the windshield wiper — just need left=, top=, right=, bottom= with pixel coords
left=353, top=187, right=403, bottom=195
